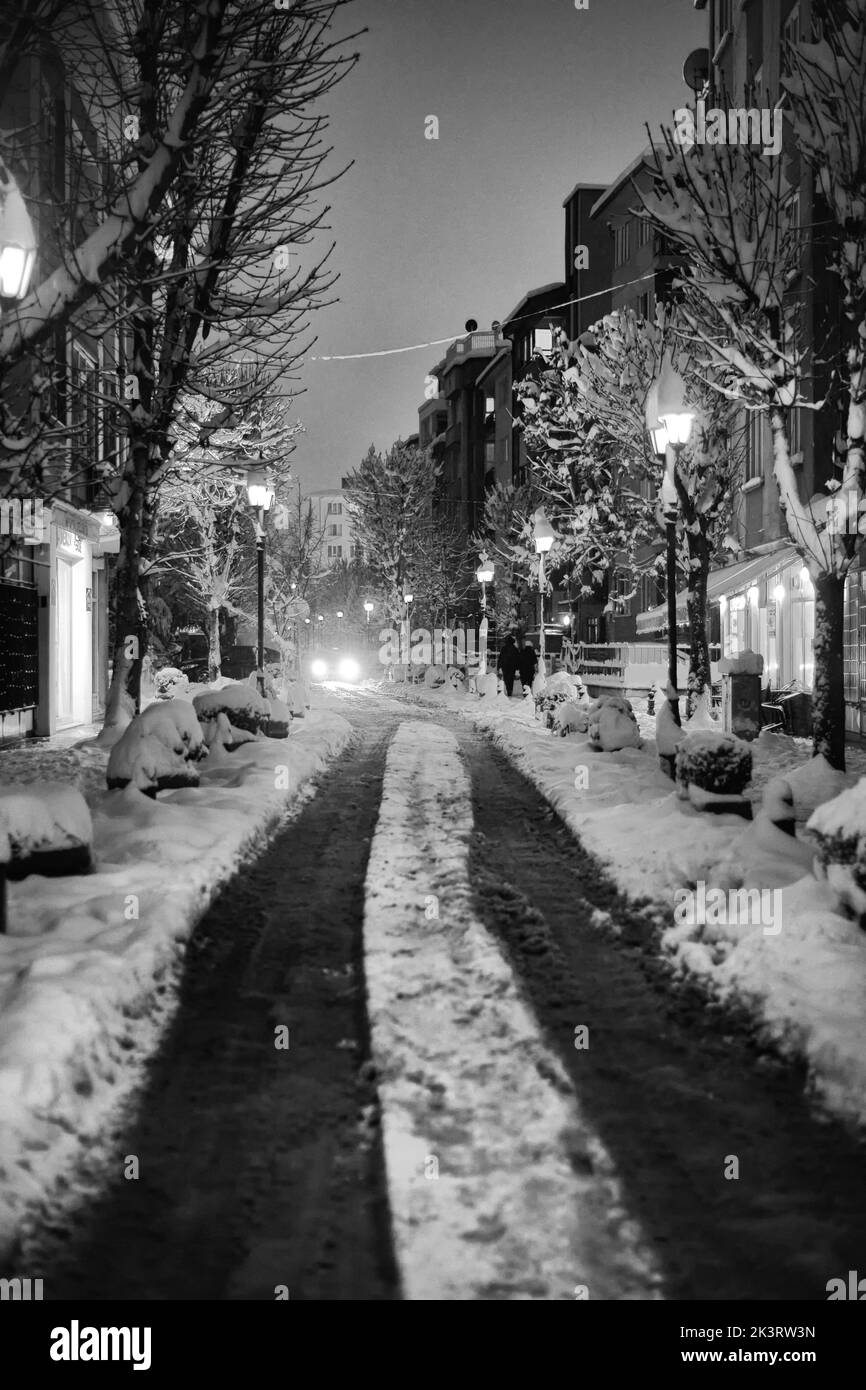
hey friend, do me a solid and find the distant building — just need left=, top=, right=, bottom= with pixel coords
left=308, top=489, right=359, bottom=569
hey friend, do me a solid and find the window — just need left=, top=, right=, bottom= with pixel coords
left=327, top=501, right=342, bottom=514
left=745, top=411, right=765, bottom=483
left=613, top=221, right=630, bottom=267
left=532, top=327, right=554, bottom=354
left=327, top=544, right=342, bottom=559
left=69, top=343, right=99, bottom=501
left=484, top=396, right=495, bottom=415
left=636, top=293, right=651, bottom=321
left=637, top=217, right=652, bottom=247
left=612, top=570, right=632, bottom=615
left=782, top=3, right=800, bottom=76
left=484, top=441, right=495, bottom=465
left=327, top=523, right=342, bottom=537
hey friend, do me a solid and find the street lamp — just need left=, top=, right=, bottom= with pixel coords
left=246, top=465, right=274, bottom=696
left=364, top=599, right=374, bottom=624
left=403, top=590, right=413, bottom=666
left=533, top=507, right=555, bottom=674
left=0, top=156, right=37, bottom=302
left=647, top=360, right=694, bottom=732
left=476, top=552, right=494, bottom=675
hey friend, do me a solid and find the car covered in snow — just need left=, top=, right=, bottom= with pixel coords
left=305, top=646, right=367, bottom=684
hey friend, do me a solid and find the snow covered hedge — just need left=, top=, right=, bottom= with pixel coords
left=535, top=672, right=587, bottom=729
left=808, top=779, right=866, bottom=928
left=676, top=731, right=752, bottom=796
left=193, top=683, right=271, bottom=736
left=154, top=666, right=190, bottom=699
left=0, top=784, right=93, bottom=875
left=107, top=700, right=207, bottom=796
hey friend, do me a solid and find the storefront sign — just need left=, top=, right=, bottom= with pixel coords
left=55, top=525, right=84, bottom=555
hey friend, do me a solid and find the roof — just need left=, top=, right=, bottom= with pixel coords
left=502, top=282, right=567, bottom=328
left=561, top=180, right=609, bottom=210
left=636, top=545, right=801, bottom=634
left=590, top=147, right=656, bottom=220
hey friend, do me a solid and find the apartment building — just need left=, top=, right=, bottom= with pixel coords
left=647, top=0, right=850, bottom=720
left=0, top=9, right=121, bottom=740
left=308, top=489, right=359, bottom=570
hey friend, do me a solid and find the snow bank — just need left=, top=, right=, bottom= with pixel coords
left=0, top=706, right=352, bottom=1259
left=364, top=721, right=662, bottom=1300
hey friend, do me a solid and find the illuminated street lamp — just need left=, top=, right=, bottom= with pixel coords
left=647, top=360, right=694, bottom=735
left=533, top=507, right=555, bottom=672
left=476, top=552, right=494, bottom=674
left=0, top=156, right=37, bottom=302
left=364, top=599, right=374, bottom=624
left=246, top=465, right=274, bottom=696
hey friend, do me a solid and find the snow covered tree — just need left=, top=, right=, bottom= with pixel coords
left=344, top=440, right=437, bottom=625
left=639, top=44, right=861, bottom=765
left=410, top=515, right=476, bottom=628
left=515, top=308, right=741, bottom=710
left=473, top=479, right=541, bottom=632
left=0, top=0, right=359, bottom=735
left=152, top=471, right=251, bottom=680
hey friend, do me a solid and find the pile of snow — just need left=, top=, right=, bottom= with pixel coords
left=0, top=784, right=93, bottom=869
left=193, top=683, right=270, bottom=736
left=587, top=695, right=642, bottom=752
left=107, top=700, right=206, bottom=796
left=153, top=666, right=189, bottom=700
left=553, top=700, right=590, bottom=737
left=808, top=777, right=866, bottom=925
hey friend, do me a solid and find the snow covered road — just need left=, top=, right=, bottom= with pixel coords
left=6, top=688, right=866, bottom=1300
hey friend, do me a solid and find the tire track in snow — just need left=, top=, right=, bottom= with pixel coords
left=363, top=720, right=663, bottom=1300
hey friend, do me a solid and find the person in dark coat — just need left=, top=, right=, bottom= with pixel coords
left=518, top=639, right=538, bottom=692
left=497, top=633, right=520, bottom=696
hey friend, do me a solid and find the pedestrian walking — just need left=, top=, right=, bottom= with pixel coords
left=518, top=639, right=538, bottom=694
left=497, top=633, right=520, bottom=697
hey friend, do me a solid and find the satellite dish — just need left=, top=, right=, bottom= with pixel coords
left=683, top=47, right=709, bottom=92
left=465, top=318, right=478, bottom=333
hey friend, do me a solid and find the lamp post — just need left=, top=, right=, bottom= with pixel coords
left=647, top=365, right=695, bottom=728
left=0, top=156, right=37, bottom=304
left=476, top=552, right=494, bottom=675
left=533, top=507, right=555, bottom=674
left=403, top=590, right=413, bottom=666
left=246, top=465, right=274, bottom=696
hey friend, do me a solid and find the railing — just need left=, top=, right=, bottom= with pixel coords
left=565, top=640, right=721, bottom=690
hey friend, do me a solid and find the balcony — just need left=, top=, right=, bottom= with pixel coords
left=442, top=331, right=505, bottom=371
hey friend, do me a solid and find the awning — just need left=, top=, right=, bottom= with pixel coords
left=636, top=545, right=800, bottom=634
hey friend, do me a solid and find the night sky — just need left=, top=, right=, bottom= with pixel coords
left=290, top=0, right=707, bottom=494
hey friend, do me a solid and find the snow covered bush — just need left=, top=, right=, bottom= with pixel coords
left=424, top=664, right=447, bottom=688
left=808, top=780, right=866, bottom=928
left=264, top=697, right=291, bottom=739
left=676, top=731, right=752, bottom=796
left=193, top=683, right=271, bottom=736
left=586, top=695, right=642, bottom=752
left=535, top=673, right=586, bottom=729
left=553, top=701, right=590, bottom=737
left=0, top=784, right=93, bottom=878
left=107, top=702, right=207, bottom=796
left=475, top=671, right=500, bottom=699
left=153, top=666, right=190, bottom=699
left=446, top=666, right=466, bottom=690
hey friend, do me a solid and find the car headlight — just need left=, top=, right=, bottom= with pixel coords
left=338, top=657, right=360, bottom=682
left=311, top=658, right=328, bottom=680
